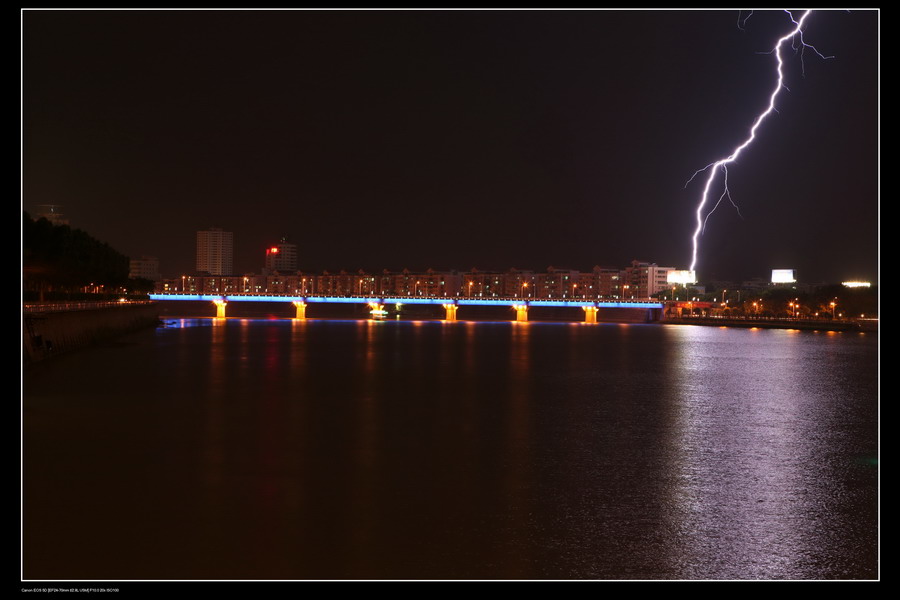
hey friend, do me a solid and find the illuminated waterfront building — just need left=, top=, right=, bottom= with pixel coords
left=594, top=266, right=623, bottom=299
left=624, top=260, right=676, bottom=299
left=263, top=238, right=298, bottom=274
left=196, top=227, right=234, bottom=276
left=504, top=268, right=536, bottom=298
left=536, top=267, right=581, bottom=298
left=417, top=268, right=461, bottom=297
left=160, top=261, right=686, bottom=300
left=463, top=268, right=505, bottom=298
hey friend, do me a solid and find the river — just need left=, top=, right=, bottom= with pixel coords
left=22, top=317, right=878, bottom=580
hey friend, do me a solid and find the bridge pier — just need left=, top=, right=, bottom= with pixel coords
left=293, top=301, right=307, bottom=320
left=583, top=305, right=598, bottom=323
left=213, top=298, right=227, bottom=319
left=442, top=303, right=458, bottom=321
left=513, top=304, right=528, bottom=322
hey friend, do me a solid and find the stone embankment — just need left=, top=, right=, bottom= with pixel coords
left=23, top=301, right=159, bottom=364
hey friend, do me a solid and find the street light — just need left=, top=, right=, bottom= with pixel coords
left=788, top=298, right=800, bottom=319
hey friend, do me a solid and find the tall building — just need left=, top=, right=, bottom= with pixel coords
left=129, top=256, right=160, bottom=281
left=263, top=238, right=298, bottom=274
left=624, top=260, right=676, bottom=299
left=196, top=227, right=233, bottom=276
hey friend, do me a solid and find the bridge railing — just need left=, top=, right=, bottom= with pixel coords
left=23, top=300, right=156, bottom=314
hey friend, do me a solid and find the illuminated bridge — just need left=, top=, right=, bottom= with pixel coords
left=148, top=293, right=665, bottom=323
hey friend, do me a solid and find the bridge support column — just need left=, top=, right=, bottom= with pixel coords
left=442, top=303, right=458, bottom=321
left=513, top=304, right=528, bottom=322
left=213, top=298, right=227, bottom=319
left=583, top=305, right=598, bottom=323
left=292, top=301, right=307, bottom=320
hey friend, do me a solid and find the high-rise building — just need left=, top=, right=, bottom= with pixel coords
left=129, top=256, right=160, bottom=281
left=263, top=238, right=298, bottom=274
left=196, top=227, right=233, bottom=276
left=624, top=260, right=676, bottom=299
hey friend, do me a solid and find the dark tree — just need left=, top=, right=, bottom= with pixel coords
left=24, top=212, right=131, bottom=298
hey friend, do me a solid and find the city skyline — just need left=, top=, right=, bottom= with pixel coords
left=22, top=9, right=879, bottom=283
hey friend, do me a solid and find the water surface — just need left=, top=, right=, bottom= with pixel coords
left=23, top=319, right=878, bottom=580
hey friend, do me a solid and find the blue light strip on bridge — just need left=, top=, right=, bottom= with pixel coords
left=150, top=294, right=225, bottom=302
left=149, top=293, right=663, bottom=309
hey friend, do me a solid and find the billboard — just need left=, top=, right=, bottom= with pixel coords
left=667, top=270, right=697, bottom=285
left=771, top=269, right=796, bottom=284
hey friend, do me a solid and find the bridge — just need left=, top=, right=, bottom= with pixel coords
left=148, top=293, right=665, bottom=323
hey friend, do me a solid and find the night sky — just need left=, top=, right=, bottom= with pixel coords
left=22, top=9, right=878, bottom=283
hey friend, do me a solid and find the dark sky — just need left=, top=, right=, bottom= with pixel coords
left=22, top=9, right=878, bottom=283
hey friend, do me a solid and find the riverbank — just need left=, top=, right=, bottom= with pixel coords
left=23, top=301, right=160, bottom=365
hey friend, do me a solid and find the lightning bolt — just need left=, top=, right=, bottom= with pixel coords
left=687, top=9, right=833, bottom=273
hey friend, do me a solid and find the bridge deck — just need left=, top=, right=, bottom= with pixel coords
left=149, top=293, right=663, bottom=309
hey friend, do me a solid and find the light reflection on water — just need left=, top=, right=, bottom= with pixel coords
left=23, top=319, right=877, bottom=580
left=664, top=326, right=854, bottom=578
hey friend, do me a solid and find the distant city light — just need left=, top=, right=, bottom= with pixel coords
left=842, top=281, right=871, bottom=288
left=668, top=270, right=697, bottom=285
left=771, top=269, right=796, bottom=284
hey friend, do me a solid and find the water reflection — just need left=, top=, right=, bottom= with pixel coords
left=665, top=326, right=877, bottom=579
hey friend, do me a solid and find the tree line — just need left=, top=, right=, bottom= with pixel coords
left=683, top=284, right=876, bottom=318
left=23, top=212, right=138, bottom=299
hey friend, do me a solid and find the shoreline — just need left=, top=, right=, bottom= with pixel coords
left=662, top=317, right=875, bottom=332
